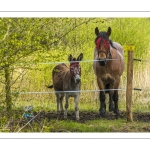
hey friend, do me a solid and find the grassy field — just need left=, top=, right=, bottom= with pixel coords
left=1, top=18, right=150, bottom=132
left=1, top=52, right=150, bottom=132
left=1, top=90, right=150, bottom=132
left=0, top=55, right=150, bottom=132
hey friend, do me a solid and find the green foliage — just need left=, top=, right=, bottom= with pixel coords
left=109, top=18, right=150, bottom=59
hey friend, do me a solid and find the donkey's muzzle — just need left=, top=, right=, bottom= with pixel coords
left=74, top=74, right=81, bottom=84
left=98, top=59, right=106, bottom=66
left=76, top=78, right=81, bottom=84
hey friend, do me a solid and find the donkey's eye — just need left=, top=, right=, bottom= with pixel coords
left=70, top=67, right=74, bottom=71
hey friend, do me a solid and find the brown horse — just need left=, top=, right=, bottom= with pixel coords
left=47, top=53, right=83, bottom=120
left=93, top=27, right=124, bottom=118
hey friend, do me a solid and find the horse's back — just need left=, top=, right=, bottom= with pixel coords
left=112, top=42, right=124, bottom=75
left=52, top=63, right=69, bottom=91
left=112, top=42, right=124, bottom=56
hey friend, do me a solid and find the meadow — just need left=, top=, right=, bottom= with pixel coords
left=1, top=18, right=150, bottom=132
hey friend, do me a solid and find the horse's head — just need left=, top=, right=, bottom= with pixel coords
left=68, top=53, right=83, bottom=84
left=95, top=27, right=111, bottom=66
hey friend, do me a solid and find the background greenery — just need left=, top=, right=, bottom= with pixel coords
left=1, top=18, right=150, bottom=132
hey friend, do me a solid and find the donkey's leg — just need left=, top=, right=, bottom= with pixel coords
left=99, top=91, right=106, bottom=117
left=60, top=95, right=64, bottom=114
left=64, top=95, right=69, bottom=119
left=56, top=93, right=60, bottom=115
left=74, top=95, right=80, bottom=121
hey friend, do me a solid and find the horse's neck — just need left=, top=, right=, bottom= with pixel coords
left=110, top=44, right=124, bottom=60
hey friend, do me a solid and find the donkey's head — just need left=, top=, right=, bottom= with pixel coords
left=95, top=27, right=111, bottom=66
left=68, top=53, right=83, bottom=84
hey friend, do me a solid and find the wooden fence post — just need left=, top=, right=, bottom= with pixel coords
left=126, top=46, right=134, bottom=122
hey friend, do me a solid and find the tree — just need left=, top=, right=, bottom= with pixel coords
left=0, top=18, right=96, bottom=117
left=0, top=18, right=51, bottom=117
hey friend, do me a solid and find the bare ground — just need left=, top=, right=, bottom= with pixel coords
left=4, top=110, right=150, bottom=132
left=33, top=110, right=150, bottom=123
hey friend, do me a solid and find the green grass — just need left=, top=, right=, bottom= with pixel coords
left=2, top=113, right=150, bottom=132
left=41, top=119, right=125, bottom=132
left=1, top=96, right=150, bottom=133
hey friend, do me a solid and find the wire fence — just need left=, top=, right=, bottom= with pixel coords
left=6, top=56, right=150, bottom=132
left=18, top=88, right=126, bottom=95
left=15, top=57, right=150, bottom=95
left=134, top=58, right=150, bottom=62
left=39, top=58, right=124, bottom=65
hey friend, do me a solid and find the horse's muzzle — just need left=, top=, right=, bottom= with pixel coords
left=98, top=59, right=106, bottom=66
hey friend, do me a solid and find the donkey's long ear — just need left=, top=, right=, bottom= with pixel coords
left=68, top=54, right=73, bottom=61
left=95, top=27, right=99, bottom=36
left=107, top=27, right=111, bottom=36
left=77, top=53, right=83, bottom=61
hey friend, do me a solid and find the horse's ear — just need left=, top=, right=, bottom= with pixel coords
left=95, top=27, right=99, bottom=36
left=107, top=27, right=111, bottom=36
left=68, top=54, right=73, bottom=61
left=77, top=53, right=83, bottom=61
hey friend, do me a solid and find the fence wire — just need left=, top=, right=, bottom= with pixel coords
left=16, top=57, right=150, bottom=95
left=38, top=58, right=124, bottom=65
left=18, top=88, right=126, bottom=95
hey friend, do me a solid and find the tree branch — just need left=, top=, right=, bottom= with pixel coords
left=0, top=25, right=11, bottom=43
left=48, top=18, right=96, bottom=46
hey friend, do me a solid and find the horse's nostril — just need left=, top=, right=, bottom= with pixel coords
left=99, top=59, right=106, bottom=66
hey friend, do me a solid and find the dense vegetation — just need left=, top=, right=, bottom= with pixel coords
left=1, top=18, right=150, bottom=132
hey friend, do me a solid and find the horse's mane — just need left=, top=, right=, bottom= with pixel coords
left=95, top=32, right=117, bottom=50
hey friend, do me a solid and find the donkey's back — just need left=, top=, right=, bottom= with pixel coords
left=52, top=63, right=69, bottom=92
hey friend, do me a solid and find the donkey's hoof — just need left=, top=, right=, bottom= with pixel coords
left=64, top=115, right=67, bottom=119
left=76, top=117, right=80, bottom=121
left=60, top=110, right=64, bottom=115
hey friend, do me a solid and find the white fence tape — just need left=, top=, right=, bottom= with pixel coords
left=39, top=59, right=124, bottom=65
left=18, top=88, right=126, bottom=95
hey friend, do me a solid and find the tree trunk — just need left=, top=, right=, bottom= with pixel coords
left=4, top=65, right=12, bottom=118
